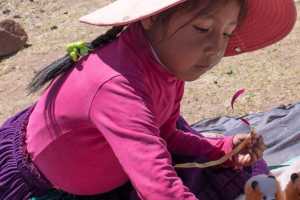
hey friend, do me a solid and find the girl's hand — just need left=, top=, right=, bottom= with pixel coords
left=231, top=133, right=266, bottom=169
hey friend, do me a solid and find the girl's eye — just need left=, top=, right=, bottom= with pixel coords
left=193, top=25, right=209, bottom=33
left=193, top=25, right=233, bottom=38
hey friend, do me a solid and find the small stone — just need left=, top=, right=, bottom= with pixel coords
left=0, top=19, right=28, bottom=57
left=226, top=70, right=234, bottom=75
left=13, top=15, right=22, bottom=19
left=50, top=25, right=58, bottom=30
left=24, top=43, right=32, bottom=48
left=2, top=9, right=11, bottom=15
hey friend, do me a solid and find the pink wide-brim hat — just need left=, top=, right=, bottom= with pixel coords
left=79, top=0, right=297, bottom=56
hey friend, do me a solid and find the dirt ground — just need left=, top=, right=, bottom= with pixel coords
left=0, top=0, right=299, bottom=125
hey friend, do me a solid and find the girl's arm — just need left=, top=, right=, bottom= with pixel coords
left=160, top=108, right=234, bottom=162
left=89, top=75, right=198, bottom=200
left=160, top=82, right=234, bottom=162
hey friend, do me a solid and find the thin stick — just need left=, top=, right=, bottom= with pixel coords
left=174, top=128, right=255, bottom=169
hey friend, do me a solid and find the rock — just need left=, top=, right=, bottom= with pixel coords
left=0, top=19, right=28, bottom=57
left=2, top=9, right=11, bottom=15
left=50, top=25, right=58, bottom=30
left=13, top=15, right=22, bottom=19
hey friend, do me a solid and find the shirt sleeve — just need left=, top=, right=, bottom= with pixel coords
left=160, top=81, right=234, bottom=162
left=89, top=75, right=198, bottom=200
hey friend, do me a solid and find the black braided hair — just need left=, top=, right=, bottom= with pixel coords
left=27, top=26, right=124, bottom=94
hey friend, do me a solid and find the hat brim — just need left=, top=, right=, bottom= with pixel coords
left=79, top=0, right=297, bottom=56
left=225, top=0, right=297, bottom=56
left=79, top=0, right=187, bottom=26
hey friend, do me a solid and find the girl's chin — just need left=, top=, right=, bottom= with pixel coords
left=177, top=73, right=204, bottom=82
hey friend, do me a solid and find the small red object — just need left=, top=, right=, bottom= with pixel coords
left=231, top=89, right=245, bottom=110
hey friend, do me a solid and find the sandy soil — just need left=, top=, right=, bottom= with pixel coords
left=0, top=0, right=299, bottom=124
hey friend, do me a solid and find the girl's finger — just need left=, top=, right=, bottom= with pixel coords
left=236, top=154, right=244, bottom=165
left=257, top=142, right=266, bottom=154
left=252, top=135, right=265, bottom=150
left=234, top=156, right=243, bottom=169
left=253, top=147, right=263, bottom=160
left=250, top=151, right=258, bottom=163
left=257, top=147, right=264, bottom=159
left=251, top=132, right=259, bottom=141
left=241, top=154, right=251, bottom=165
left=250, top=134, right=259, bottom=147
left=252, top=139, right=263, bottom=152
left=258, top=136, right=267, bottom=151
left=254, top=139, right=266, bottom=155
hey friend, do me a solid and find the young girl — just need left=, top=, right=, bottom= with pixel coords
left=0, top=0, right=297, bottom=199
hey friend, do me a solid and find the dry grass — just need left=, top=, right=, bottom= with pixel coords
left=0, top=0, right=299, bottom=124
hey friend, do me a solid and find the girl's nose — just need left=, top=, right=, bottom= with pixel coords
left=203, top=33, right=225, bottom=57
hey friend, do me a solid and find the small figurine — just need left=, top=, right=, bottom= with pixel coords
left=244, top=174, right=283, bottom=200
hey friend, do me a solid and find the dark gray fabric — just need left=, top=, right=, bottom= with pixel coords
left=185, top=102, right=300, bottom=166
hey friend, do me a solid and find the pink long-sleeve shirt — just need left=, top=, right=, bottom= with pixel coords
left=26, top=22, right=234, bottom=199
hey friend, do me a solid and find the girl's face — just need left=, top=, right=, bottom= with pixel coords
left=142, top=0, right=242, bottom=81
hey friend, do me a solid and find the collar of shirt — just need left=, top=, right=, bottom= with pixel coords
left=120, top=22, right=178, bottom=82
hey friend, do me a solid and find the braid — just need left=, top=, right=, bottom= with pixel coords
left=27, top=26, right=124, bottom=94
left=89, top=26, right=124, bottom=49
